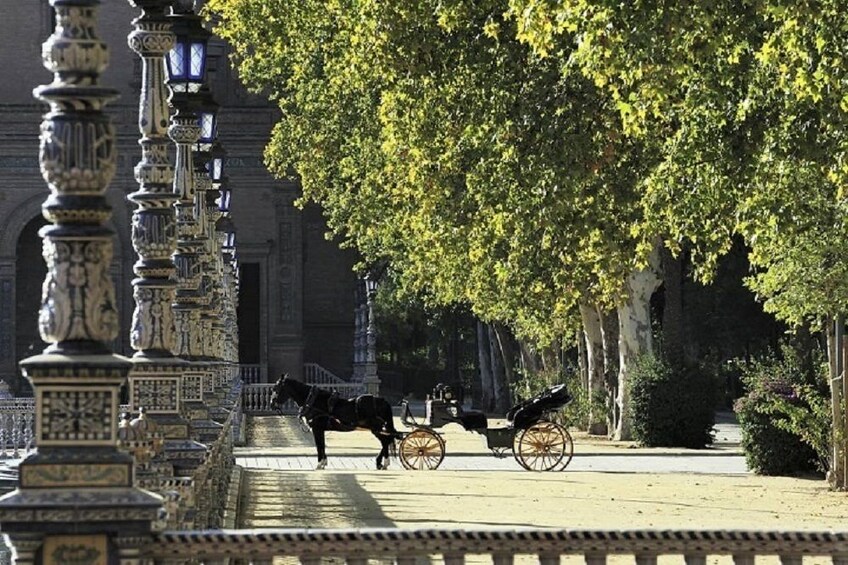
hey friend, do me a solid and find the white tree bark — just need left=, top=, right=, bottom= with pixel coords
left=599, top=307, right=620, bottom=436
left=615, top=243, right=662, bottom=441
left=579, top=301, right=606, bottom=435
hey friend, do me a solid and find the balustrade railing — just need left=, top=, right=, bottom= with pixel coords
left=145, top=528, right=848, bottom=564
left=241, top=384, right=282, bottom=414
left=239, top=364, right=265, bottom=384
left=0, top=399, right=35, bottom=459
left=303, top=362, right=347, bottom=385
left=242, top=379, right=366, bottom=415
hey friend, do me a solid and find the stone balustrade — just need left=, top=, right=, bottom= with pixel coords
left=0, top=399, right=34, bottom=459
left=242, top=372, right=366, bottom=415
left=118, top=377, right=242, bottom=530
left=239, top=364, right=264, bottom=384
left=144, top=528, right=848, bottom=564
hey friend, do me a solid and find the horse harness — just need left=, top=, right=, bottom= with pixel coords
left=298, top=385, right=388, bottom=433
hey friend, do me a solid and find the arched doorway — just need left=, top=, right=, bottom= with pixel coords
left=14, top=215, right=47, bottom=395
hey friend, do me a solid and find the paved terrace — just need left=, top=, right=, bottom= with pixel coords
left=232, top=414, right=847, bottom=531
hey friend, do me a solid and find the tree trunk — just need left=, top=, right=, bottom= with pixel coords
left=540, top=343, right=560, bottom=375
left=576, top=330, right=588, bottom=393
left=476, top=321, right=494, bottom=412
left=599, top=306, right=619, bottom=436
left=488, top=324, right=510, bottom=413
left=615, top=243, right=662, bottom=441
left=827, top=318, right=845, bottom=489
left=493, top=323, right=517, bottom=406
left=661, top=245, right=685, bottom=369
left=579, top=301, right=606, bottom=435
left=519, top=340, right=542, bottom=377
left=446, top=310, right=460, bottom=383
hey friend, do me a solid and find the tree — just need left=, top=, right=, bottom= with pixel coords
left=207, top=0, right=686, bottom=438
left=507, top=0, right=848, bottom=477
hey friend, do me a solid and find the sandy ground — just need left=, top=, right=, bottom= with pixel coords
left=236, top=417, right=848, bottom=531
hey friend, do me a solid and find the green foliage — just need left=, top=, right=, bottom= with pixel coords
left=734, top=344, right=830, bottom=475
left=506, top=0, right=848, bottom=329
left=374, top=274, right=478, bottom=393
left=511, top=367, right=596, bottom=430
left=205, top=0, right=668, bottom=348
left=628, top=355, right=717, bottom=448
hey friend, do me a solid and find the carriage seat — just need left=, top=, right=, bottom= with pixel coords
left=459, top=410, right=487, bottom=430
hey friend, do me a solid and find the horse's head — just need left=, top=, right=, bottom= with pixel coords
left=271, top=374, right=290, bottom=413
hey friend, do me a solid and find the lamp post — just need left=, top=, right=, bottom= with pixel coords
left=207, top=141, right=232, bottom=398
left=125, top=0, right=191, bottom=466
left=363, top=273, right=380, bottom=395
left=193, top=92, right=220, bottom=404
left=168, top=4, right=209, bottom=366
left=0, top=0, right=161, bottom=560
left=163, top=2, right=220, bottom=529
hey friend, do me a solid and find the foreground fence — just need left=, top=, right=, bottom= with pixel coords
left=145, top=528, right=848, bottom=564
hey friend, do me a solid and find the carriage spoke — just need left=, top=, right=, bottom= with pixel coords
left=514, top=421, right=568, bottom=472
left=399, top=429, right=445, bottom=470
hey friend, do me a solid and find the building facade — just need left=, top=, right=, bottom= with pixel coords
left=0, top=1, right=358, bottom=393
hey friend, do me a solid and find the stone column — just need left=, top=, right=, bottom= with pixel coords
left=167, top=101, right=210, bottom=478
left=181, top=105, right=225, bottom=445
left=352, top=283, right=365, bottom=381
left=363, top=276, right=380, bottom=395
left=126, top=0, right=189, bottom=453
left=0, top=1, right=162, bottom=561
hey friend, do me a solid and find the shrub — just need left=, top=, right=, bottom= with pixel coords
left=629, top=355, right=717, bottom=448
left=734, top=346, right=830, bottom=476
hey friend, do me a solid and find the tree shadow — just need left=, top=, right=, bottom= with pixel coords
left=238, top=470, right=396, bottom=528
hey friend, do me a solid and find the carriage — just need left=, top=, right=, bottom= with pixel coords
left=397, top=383, right=575, bottom=471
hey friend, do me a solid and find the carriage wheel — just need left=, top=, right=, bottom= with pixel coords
left=513, top=421, right=572, bottom=472
left=399, top=429, right=445, bottom=470
left=555, top=427, right=575, bottom=471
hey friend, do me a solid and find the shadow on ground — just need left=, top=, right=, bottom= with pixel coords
left=238, top=470, right=396, bottom=528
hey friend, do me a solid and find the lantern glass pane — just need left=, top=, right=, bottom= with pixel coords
left=200, top=113, right=215, bottom=141
left=220, top=189, right=231, bottom=212
left=168, top=43, right=185, bottom=78
left=189, top=42, right=205, bottom=79
left=213, top=158, right=223, bottom=181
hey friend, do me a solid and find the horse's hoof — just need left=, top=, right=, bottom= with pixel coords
left=380, top=460, right=390, bottom=470
left=315, top=459, right=327, bottom=471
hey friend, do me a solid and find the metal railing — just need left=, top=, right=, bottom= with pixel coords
left=0, top=398, right=35, bottom=459
left=145, top=527, right=848, bottom=564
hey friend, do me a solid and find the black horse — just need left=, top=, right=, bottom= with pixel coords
left=270, top=374, right=399, bottom=470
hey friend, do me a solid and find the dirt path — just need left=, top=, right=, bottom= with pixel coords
left=236, top=417, right=847, bottom=531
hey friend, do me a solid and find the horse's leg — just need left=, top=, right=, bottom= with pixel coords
left=372, top=430, right=390, bottom=470
left=313, top=425, right=328, bottom=470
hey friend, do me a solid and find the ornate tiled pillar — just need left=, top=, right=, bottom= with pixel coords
left=125, top=0, right=189, bottom=459
left=180, top=96, right=225, bottom=446
left=352, top=282, right=366, bottom=381
left=167, top=98, right=210, bottom=479
left=0, top=1, right=162, bottom=561
left=363, top=274, right=380, bottom=395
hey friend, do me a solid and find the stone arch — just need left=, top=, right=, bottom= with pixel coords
left=0, top=193, right=44, bottom=259
left=0, top=191, right=134, bottom=390
left=0, top=191, right=131, bottom=262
